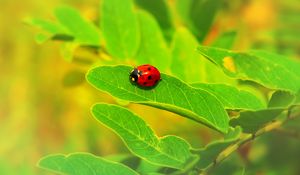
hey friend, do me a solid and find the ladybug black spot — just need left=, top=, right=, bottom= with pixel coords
left=148, top=67, right=151, bottom=71
left=148, top=76, right=152, bottom=80
left=143, top=82, right=147, bottom=85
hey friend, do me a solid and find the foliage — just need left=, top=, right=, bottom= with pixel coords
left=26, top=0, right=300, bottom=174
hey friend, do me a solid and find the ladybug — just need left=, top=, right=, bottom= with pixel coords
left=130, top=64, right=161, bottom=87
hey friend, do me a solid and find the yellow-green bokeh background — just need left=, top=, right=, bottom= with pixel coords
left=0, top=0, right=299, bottom=174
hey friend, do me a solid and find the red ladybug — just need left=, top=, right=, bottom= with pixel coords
left=130, top=64, right=161, bottom=87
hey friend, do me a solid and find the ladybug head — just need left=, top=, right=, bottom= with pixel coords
left=130, top=68, right=139, bottom=82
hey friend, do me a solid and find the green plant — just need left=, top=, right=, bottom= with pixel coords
left=28, top=0, right=300, bottom=174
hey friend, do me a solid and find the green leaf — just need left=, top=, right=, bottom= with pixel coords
left=209, top=154, right=245, bottom=175
left=137, top=160, right=162, bottom=174
left=230, top=109, right=284, bottom=134
left=38, top=153, right=138, bottom=175
left=62, top=70, right=85, bottom=87
left=192, top=83, right=266, bottom=110
left=25, top=18, right=68, bottom=35
left=60, top=43, right=78, bottom=62
left=136, top=11, right=170, bottom=71
left=106, top=154, right=163, bottom=174
left=92, top=103, right=193, bottom=169
left=190, top=0, right=223, bottom=41
left=197, top=46, right=300, bottom=93
left=175, top=0, right=193, bottom=27
left=55, top=6, right=101, bottom=46
left=175, top=0, right=223, bottom=41
left=169, top=27, right=234, bottom=84
left=296, top=91, right=300, bottom=105
left=193, top=127, right=241, bottom=170
left=268, top=91, right=295, bottom=108
left=35, top=33, right=50, bottom=44
left=101, top=0, right=140, bottom=59
left=170, top=27, right=203, bottom=83
left=25, top=18, right=70, bottom=43
left=212, top=31, right=237, bottom=49
left=86, top=65, right=229, bottom=133
left=134, top=0, right=173, bottom=39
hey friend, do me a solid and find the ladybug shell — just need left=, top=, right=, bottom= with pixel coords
left=134, top=64, right=161, bottom=87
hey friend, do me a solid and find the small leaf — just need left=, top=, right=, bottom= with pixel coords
left=106, top=154, right=162, bottom=174
left=170, top=27, right=202, bottom=83
left=169, top=28, right=234, bottom=84
left=212, top=31, right=237, bottom=49
left=86, top=65, right=229, bottom=133
left=101, top=0, right=140, bottom=59
left=55, top=6, right=101, bottom=46
left=190, top=0, right=223, bottom=41
left=60, top=43, right=79, bottom=62
left=38, top=153, right=138, bottom=175
left=175, top=0, right=193, bottom=27
left=134, top=0, right=173, bottom=40
left=192, top=83, right=266, bottom=110
left=92, top=103, right=194, bottom=169
left=136, top=11, right=170, bottom=71
left=175, top=0, right=223, bottom=41
left=296, top=91, right=300, bottom=105
left=197, top=46, right=300, bottom=93
left=35, top=33, right=50, bottom=44
left=209, top=154, right=245, bottom=175
left=25, top=18, right=70, bottom=43
left=268, top=91, right=295, bottom=108
left=230, top=109, right=284, bottom=134
left=62, top=70, right=85, bottom=87
left=25, top=18, right=68, bottom=35
left=193, top=127, right=241, bottom=170
left=136, top=159, right=162, bottom=174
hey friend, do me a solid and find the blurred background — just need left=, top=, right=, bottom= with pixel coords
left=0, top=0, right=299, bottom=174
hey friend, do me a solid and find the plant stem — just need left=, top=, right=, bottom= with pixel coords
left=201, top=107, right=300, bottom=175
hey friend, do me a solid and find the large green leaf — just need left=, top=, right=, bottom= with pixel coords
left=134, top=0, right=173, bottom=39
left=55, top=6, right=101, bottom=46
left=92, top=103, right=194, bottom=169
left=192, top=83, right=266, bottom=110
left=170, top=27, right=202, bottom=83
left=101, top=0, right=140, bottom=59
left=192, top=127, right=241, bottom=170
left=230, top=109, right=284, bottom=134
left=197, top=46, right=300, bottom=93
left=86, top=65, right=229, bottom=133
left=38, top=153, right=138, bottom=175
left=136, top=11, right=170, bottom=71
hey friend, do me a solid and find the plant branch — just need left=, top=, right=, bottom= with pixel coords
left=200, top=107, right=300, bottom=175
